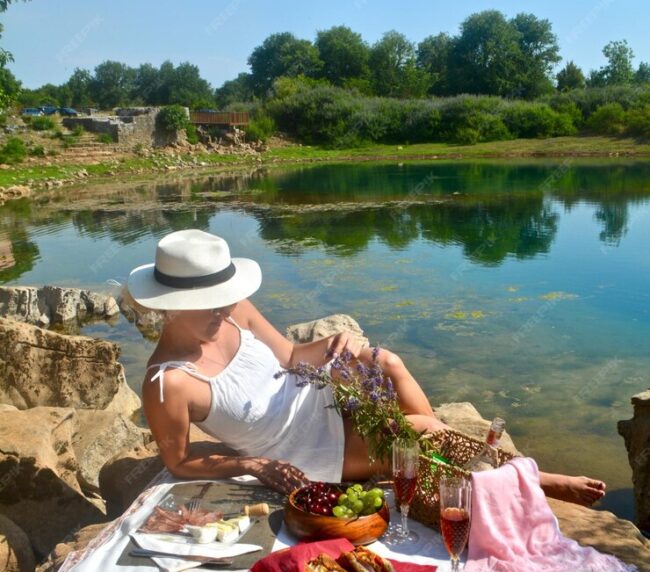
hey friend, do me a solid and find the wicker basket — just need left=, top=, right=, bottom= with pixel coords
left=410, top=429, right=516, bottom=531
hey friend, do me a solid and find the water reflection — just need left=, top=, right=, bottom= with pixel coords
left=0, top=160, right=650, bottom=281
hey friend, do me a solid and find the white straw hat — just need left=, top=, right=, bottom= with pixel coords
left=127, top=229, right=262, bottom=310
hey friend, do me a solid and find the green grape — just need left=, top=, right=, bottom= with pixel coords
left=346, top=487, right=354, bottom=495
left=353, top=500, right=364, bottom=513
left=332, top=506, right=346, bottom=518
left=338, top=494, right=348, bottom=505
left=353, top=484, right=363, bottom=492
left=359, top=491, right=367, bottom=499
left=373, top=496, right=383, bottom=508
left=369, top=488, right=384, bottom=498
left=361, top=507, right=375, bottom=516
left=347, top=492, right=358, bottom=504
left=345, top=508, right=354, bottom=518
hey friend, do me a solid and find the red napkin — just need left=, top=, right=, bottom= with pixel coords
left=250, top=538, right=437, bottom=572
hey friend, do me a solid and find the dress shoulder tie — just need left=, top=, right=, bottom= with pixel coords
left=146, top=361, right=212, bottom=403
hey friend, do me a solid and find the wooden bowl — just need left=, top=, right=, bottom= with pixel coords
left=284, top=489, right=390, bottom=545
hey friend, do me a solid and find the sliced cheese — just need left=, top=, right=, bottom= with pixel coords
left=210, top=521, right=239, bottom=543
left=225, top=515, right=250, bottom=533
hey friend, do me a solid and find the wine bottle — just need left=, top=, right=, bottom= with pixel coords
left=462, top=417, right=506, bottom=472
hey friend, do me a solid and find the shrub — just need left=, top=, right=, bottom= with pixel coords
left=438, top=96, right=510, bottom=144
left=245, top=113, right=275, bottom=143
left=96, top=133, right=114, bottom=144
left=72, top=125, right=85, bottom=137
left=267, top=82, right=361, bottom=145
left=30, top=116, right=56, bottom=131
left=626, top=105, right=650, bottom=137
left=586, top=103, right=627, bottom=135
left=0, top=137, right=27, bottom=164
left=502, top=102, right=576, bottom=138
left=185, top=123, right=199, bottom=144
left=52, top=129, right=64, bottom=140
left=28, top=144, right=46, bottom=157
left=156, top=104, right=189, bottom=132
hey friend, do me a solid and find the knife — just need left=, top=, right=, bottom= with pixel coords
left=129, top=548, right=234, bottom=566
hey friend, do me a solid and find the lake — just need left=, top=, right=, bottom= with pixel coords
left=2, top=159, right=648, bottom=521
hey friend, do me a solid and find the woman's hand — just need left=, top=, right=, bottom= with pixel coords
left=252, top=458, right=309, bottom=495
left=325, top=331, right=364, bottom=360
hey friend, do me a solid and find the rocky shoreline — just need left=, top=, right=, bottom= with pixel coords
left=0, top=286, right=648, bottom=571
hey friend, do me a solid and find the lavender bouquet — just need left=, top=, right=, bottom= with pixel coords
left=275, top=346, right=418, bottom=464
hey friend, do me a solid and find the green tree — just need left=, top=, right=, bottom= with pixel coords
left=369, top=31, right=429, bottom=98
left=248, top=32, right=323, bottom=95
left=132, top=63, right=161, bottom=104
left=634, top=62, right=650, bottom=85
left=417, top=33, right=452, bottom=95
left=166, top=62, right=214, bottom=108
left=215, top=73, right=253, bottom=107
left=66, top=68, right=93, bottom=107
left=510, top=13, right=560, bottom=98
left=0, top=66, right=20, bottom=108
left=0, top=0, right=29, bottom=11
left=556, top=61, right=586, bottom=91
left=589, top=40, right=635, bottom=86
left=449, top=10, right=522, bottom=96
left=314, top=25, right=370, bottom=86
left=90, top=60, right=136, bottom=109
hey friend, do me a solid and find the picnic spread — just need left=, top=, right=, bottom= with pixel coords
left=58, top=458, right=636, bottom=572
left=58, top=472, right=451, bottom=572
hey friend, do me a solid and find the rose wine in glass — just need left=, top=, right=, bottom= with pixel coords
left=439, top=477, right=472, bottom=572
left=385, top=438, right=420, bottom=544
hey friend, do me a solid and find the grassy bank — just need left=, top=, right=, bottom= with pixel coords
left=2, top=136, right=650, bottom=190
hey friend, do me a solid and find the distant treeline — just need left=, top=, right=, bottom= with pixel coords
left=7, top=9, right=650, bottom=146
left=262, top=80, right=650, bottom=145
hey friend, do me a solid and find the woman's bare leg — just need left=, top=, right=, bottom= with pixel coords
left=341, top=414, right=444, bottom=481
left=539, top=472, right=606, bottom=506
left=335, top=347, right=606, bottom=506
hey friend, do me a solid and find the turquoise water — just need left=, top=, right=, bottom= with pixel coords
left=2, top=160, right=649, bottom=521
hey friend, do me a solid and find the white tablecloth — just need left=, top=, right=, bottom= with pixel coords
left=61, top=471, right=457, bottom=571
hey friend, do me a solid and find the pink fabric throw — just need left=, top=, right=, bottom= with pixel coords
left=465, top=457, right=636, bottom=572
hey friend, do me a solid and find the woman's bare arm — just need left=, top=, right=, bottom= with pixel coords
left=142, top=368, right=306, bottom=493
left=238, top=299, right=363, bottom=368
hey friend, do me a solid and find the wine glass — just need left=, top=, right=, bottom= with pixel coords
left=385, top=438, right=420, bottom=544
left=439, top=476, right=472, bottom=572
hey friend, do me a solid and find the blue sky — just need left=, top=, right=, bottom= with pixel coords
left=2, top=0, right=649, bottom=89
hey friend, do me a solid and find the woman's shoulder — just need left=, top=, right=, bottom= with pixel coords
left=142, top=363, right=196, bottom=407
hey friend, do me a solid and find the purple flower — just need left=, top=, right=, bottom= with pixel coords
left=372, top=346, right=381, bottom=362
left=346, top=397, right=360, bottom=411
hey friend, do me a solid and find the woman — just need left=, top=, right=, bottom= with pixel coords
left=129, top=229, right=605, bottom=506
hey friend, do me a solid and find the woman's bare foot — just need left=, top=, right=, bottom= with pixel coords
left=539, top=472, right=606, bottom=507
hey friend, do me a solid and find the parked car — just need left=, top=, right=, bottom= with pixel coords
left=39, top=106, right=59, bottom=115
left=59, top=107, right=79, bottom=117
left=21, top=107, right=44, bottom=116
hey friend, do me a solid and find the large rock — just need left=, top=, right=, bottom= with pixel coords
left=0, top=286, right=119, bottom=329
left=433, top=401, right=518, bottom=455
left=0, top=318, right=140, bottom=416
left=118, top=293, right=163, bottom=341
left=37, top=522, right=108, bottom=572
left=0, top=514, right=35, bottom=572
left=0, top=407, right=106, bottom=559
left=73, top=410, right=149, bottom=493
left=98, top=425, right=234, bottom=518
left=285, top=314, right=369, bottom=347
left=549, top=498, right=650, bottom=572
left=618, top=388, right=650, bottom=534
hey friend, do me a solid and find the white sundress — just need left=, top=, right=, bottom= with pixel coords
left=148, top=316, right=345, bottom=483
